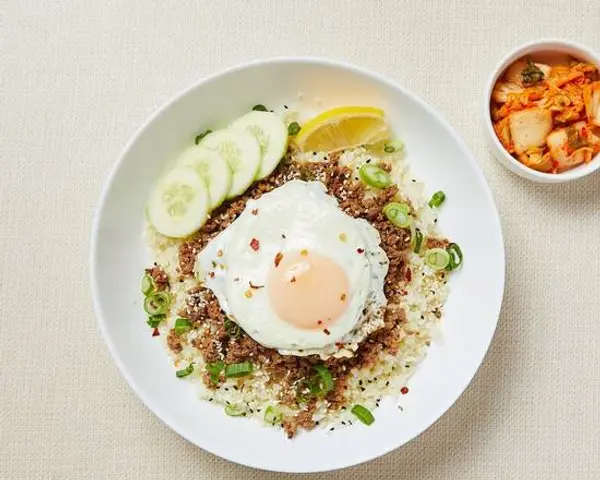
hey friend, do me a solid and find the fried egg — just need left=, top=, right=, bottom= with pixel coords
left=196, top=180, right=388, bottom=357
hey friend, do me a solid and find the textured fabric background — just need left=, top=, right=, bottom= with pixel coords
left=1, top=1, right=599, bottom=478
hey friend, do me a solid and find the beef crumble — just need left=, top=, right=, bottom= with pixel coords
left=145, top=265, right=169, bottom=290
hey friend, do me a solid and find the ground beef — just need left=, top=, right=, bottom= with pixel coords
left=166, top=329, right=182, bottom=354
left=283, top=401, right=318, bottom=438
left=145, top=265, right=169, bottom=290
left=191, top=330, right=222, bottom=364
left=426, top=237, right=450, bottom=249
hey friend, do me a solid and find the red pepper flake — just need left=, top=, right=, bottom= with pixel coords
left=356, top=248, right=364, bottom=254
left=249, top=281, right=264, bottom=289
left=323, top=328, right=331, bottom=335
left=400, top=386, right=409, bottom=395
left=208, top=271, right=215, bottom=278
left=217, top=249, right=224, bottom=257
left=317, top=319, right=323, bottom=325
left=405, top=268, right=412, bottom=282
left=250, top=238, right=260, bottom=251
left=274, top=252, right=283, bottom=267
left=335, top=341, right=343, bottom=349
left=340, top=293, right=347, bottom=301
left=290, top=276, right=297, bottom=283
left=152, top=327, right=160, bottom=337
left=251, top=208, right=259, bottom=215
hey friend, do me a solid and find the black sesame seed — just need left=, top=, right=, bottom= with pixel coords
left=341, top=421, right=346, bottom=425
left=359, top=380, right=363, bottom=386
left=330, top=427, right=335, bottom=431
left=315, top=421, right=320, bottom=426
left=283, top=105, right=288, bottom=109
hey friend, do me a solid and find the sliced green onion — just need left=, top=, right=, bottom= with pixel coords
left=428, top=191, right=446, bottom=208
left=175, top=363, right=194, bottom=378
left=310, top=365, right=334, bottom=396
left=412, top=228, right=424, bottom=254
left=351, top=404, right=375, bottom=425
left=174, top=318, right=192, bottom=335
left=264, top=405, right=283, bottom=425
left=146, top=314, right=165, bottom=329
left=224, top=361, right=253, bottom=378
left=224, top=317, right=241, bottom=337
left=206, top=360, right=225, bottom=384
left=141, top=274, right=155, bottom=296
left=288, top=121, right=301, bottom=136
left=194, top=129, right=212, bottom=145
left=383, top=140, right=404, bottom=153
left=446, top=243, right=463, bottom=271
left=252, top=104, right=268, bottom=112
left=224, top=404, right=246, bottom=416
left=424, top=248, right=450, bottom=270
left=358, top=164, right=392, bottom=189
left=383, top=202, right=412, bottom=228
left=143, top=291, right=172, bottom=316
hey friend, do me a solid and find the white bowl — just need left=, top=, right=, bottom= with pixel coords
left=483, top=39, right=600, bottom=183
left=91, top=58, right=505, bottom=473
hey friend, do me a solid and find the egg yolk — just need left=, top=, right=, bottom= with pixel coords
left=267, top=250, right=350, bottom=330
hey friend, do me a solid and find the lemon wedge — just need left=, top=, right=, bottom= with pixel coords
left=295, top=106, right=389, bottom=153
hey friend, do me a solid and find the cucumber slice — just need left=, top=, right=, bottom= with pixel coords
left=175, top=145, right=232, bottom=209
left=230, top=111, right=288, bottom=180
left=200, top=130, right=261, bottom=198
left=147, top=167, right=209, bottom=238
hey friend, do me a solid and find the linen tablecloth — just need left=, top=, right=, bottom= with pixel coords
left=1, top=1, right=599, bottom=478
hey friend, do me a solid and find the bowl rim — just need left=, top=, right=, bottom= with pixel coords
left=483, top=38, right=600, bottom=183
left=91, top=56, right=506, bottom=472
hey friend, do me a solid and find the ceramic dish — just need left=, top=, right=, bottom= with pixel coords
left=91, top=58, right=505, bottom=472
left=483, top=39, right=600, bottom=183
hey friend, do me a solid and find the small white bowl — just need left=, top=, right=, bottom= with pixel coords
left=483, top=39, right=600, bottom=183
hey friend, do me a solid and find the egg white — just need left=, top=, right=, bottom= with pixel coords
left=196, top=180, right=388, bottom=357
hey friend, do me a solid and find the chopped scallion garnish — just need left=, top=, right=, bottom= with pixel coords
left=252, top=104, right=268, bottom=112
left=308, top=365, right=334, bottom=397
left=358, top=164, right=392, bottom=189
left=264, top=405, right=283, bottom=425
left=143, top=291, right=172, bottom=316
left=383, top=202, right=412, bottom=228
left=428, top=191, right=446, bottom=208
left=174, top=318, right=192, bottom=335
left=194, top=129, right=212, bottom=145
left=224, top=404, right=246, bottom=416
left=146, top=314, right=165, bottom=329
left=424, top=248, right=450, bottom=270
left=288, top=121, right=301, bottom=136
left=446, top=243, right=463, bottom=270
left=141, top=274, right=155, bottom=296
left=351, top=404, right=375, bottom=425
left=224, top=361, right=253, bottom=378
left=224, top=317, right=242, bottom=337
left=206, top=361, right=225, bottom=384
left=412, top=228, right=424, bottom=254
left=383, top=140, right=404, bottom=153
left=175, top=363, right=194, bottom=378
